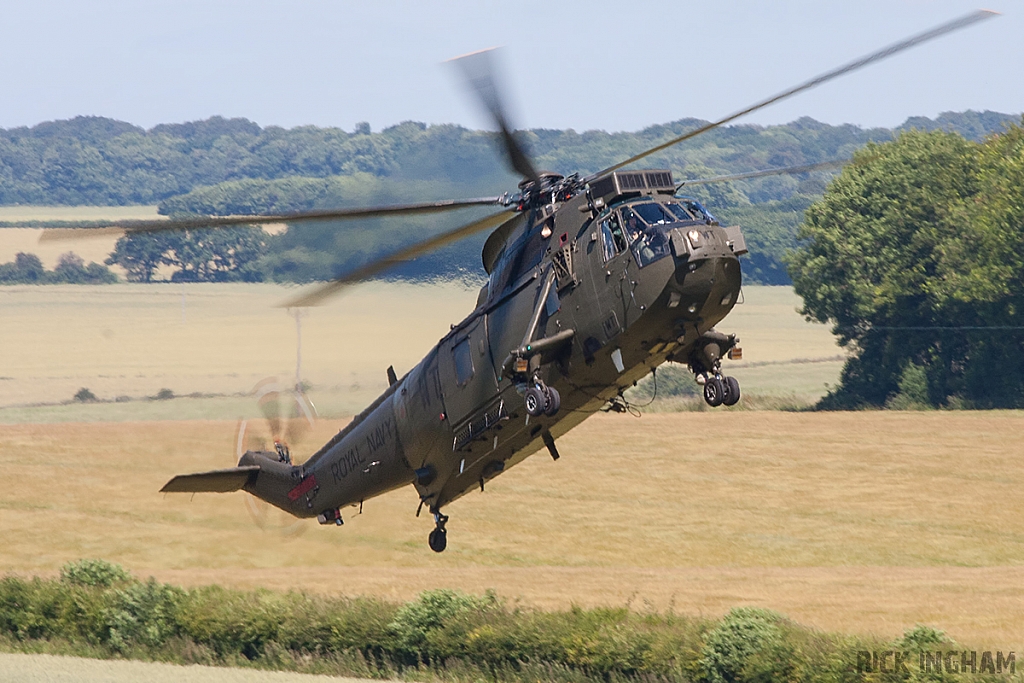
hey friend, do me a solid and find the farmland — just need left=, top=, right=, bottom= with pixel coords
left=1, top=278, right=1021, bottom=650
left=0, top=281, right=840, bottom=420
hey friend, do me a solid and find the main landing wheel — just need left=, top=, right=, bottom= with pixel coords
left=703, top=377, right=725, bottom=407
left=722, top=376, right=741, bottom=406
left=543, top=386, right=561, bottom=416
left=524, top=386, right=549, bottom=417
left=428, top=528, right=447, bottom=553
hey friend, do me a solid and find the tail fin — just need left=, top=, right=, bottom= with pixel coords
left=160, top=466, right=260, bottom=493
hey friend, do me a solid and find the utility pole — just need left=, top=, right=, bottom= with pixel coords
left=288, top=308, right=305, bottom=389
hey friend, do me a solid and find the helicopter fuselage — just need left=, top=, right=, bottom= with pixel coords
left=237, top=169, right=745, bottom=529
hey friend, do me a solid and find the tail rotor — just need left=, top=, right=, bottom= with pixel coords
left=235, top=377, right=318, bottom=536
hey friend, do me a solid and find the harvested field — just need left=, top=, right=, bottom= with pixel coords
left=0, top=282, right=840, bottom=420
left=2, top=411, right=1022, bottom=647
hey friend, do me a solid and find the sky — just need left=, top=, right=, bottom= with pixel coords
left=1, top=0, right=1021, bottom=135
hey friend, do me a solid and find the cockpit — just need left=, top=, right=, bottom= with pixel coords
left=598, top=198, right=716, bottom=267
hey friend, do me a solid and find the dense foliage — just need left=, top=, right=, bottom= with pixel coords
left=789, top=122, right=1024, bottom=408
left=0, top=252, right=116, bottom=284
left=3, top=561, right=1010, bottom=683
left=2, top=111, right=1016, bottom=284
left=105, top=228, right=267, bottom=282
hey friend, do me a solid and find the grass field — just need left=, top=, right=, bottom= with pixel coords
left=0, top=282, right=841, bottom=421
left=3, top=275, right=1018, bottom=652
left=2, top=412, right=1023, bottom=647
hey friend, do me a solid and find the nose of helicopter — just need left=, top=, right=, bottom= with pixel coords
left=665, top=226, right=742, bottom=327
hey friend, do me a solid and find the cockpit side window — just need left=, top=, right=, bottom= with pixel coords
left=600, top=211, right=629, bottom=261
left=619, top=207, right=644, bottom=243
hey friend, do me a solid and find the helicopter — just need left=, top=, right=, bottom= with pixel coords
left=59, top=11, right=994, bottom=552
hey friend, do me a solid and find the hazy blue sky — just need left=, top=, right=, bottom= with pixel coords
left=1, top=0, right=1020, bottom=133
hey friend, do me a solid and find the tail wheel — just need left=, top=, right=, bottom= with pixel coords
left=428, top=528, right=447, bottom=553
left=235, top=377, right=317, bottom=537
left=703, top=376, right=725, bottom=407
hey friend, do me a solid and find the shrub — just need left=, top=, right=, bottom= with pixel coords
left=387, top=589, right=495, bottom=663
left=73, top=387, right=97, bottom=402
left=105, top=578, right=183, bottom=652
left=898, top=624, right=953, bottom=650
left=60, top=559, right=131, bottom=588
left=154, top=388, right=174, bottom=400
left=699, top=607, right=793, bottom=683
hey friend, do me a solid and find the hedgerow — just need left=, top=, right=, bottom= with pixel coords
left=0, top=560, right=1012, bottom=683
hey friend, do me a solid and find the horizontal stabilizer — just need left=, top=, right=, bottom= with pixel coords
left=160, top=465, right=260, bottom=493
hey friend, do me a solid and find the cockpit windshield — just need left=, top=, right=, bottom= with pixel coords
left=618, top=203, right=672, bottom=268
left=664, top=203, right=694, bottom=221
left=674, top=198, right=716, bottom=224
left=631, top=202, right=674, bottom=226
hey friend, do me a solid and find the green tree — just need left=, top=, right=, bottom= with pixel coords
left=162, top=228, right=268, bottom=282
left=789, top=125, right=1024, bottom=408
left=52, top=252, right=117, bottom=284
left=0, top=252, right=46, bottom=283
left=106, top=233, right=169, bottom=282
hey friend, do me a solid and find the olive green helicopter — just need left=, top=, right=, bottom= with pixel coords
left=59, top=11, right=994, bottom=552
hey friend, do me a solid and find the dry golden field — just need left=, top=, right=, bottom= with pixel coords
left=2, top=412, right=1023, bottom=648
left=0, top=281, right=841, bottom=421
left=1, top=240, right=1019, bottom=651
left=0, top=206, right=161, bottom=271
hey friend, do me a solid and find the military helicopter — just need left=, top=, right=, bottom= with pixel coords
left=59, top=11, right=994, bottom=552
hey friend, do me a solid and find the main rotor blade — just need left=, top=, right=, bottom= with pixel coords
left=281, top=209, right=517, bottom=307
left=451, top=49, right=541, bottom=184
left=588, top=9, right=997, bottom=180
left=38, top=197, right=505, bottom=241
left=678, top=159, right=849, bottom=187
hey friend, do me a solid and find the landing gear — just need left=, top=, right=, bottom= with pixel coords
left=524, top=386, right=548, bottom=417
left=688, top=330, right=742, bottom=408
left=544, top=385, right=561, bottom=416
left=723, top=376, right=741, bottom=406
left=524, top=381, right=561, bottom=417
left=701, top=374, right=740, bottom=407
left=428, top=511, right=449, bottom=553
left=703, top=376, right=725, bottom=407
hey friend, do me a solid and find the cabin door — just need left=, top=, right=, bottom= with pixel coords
left=438, top=316, right=499, bottom=427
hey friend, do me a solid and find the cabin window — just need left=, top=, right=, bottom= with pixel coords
left=452, top=338, right=474, bottom=386
left=489, top=224, right=547, bottom=295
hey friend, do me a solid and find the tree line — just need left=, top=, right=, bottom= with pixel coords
left=0, top=252, right=116, bottom=284
left=3, top=110, right=1018, bottom=284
